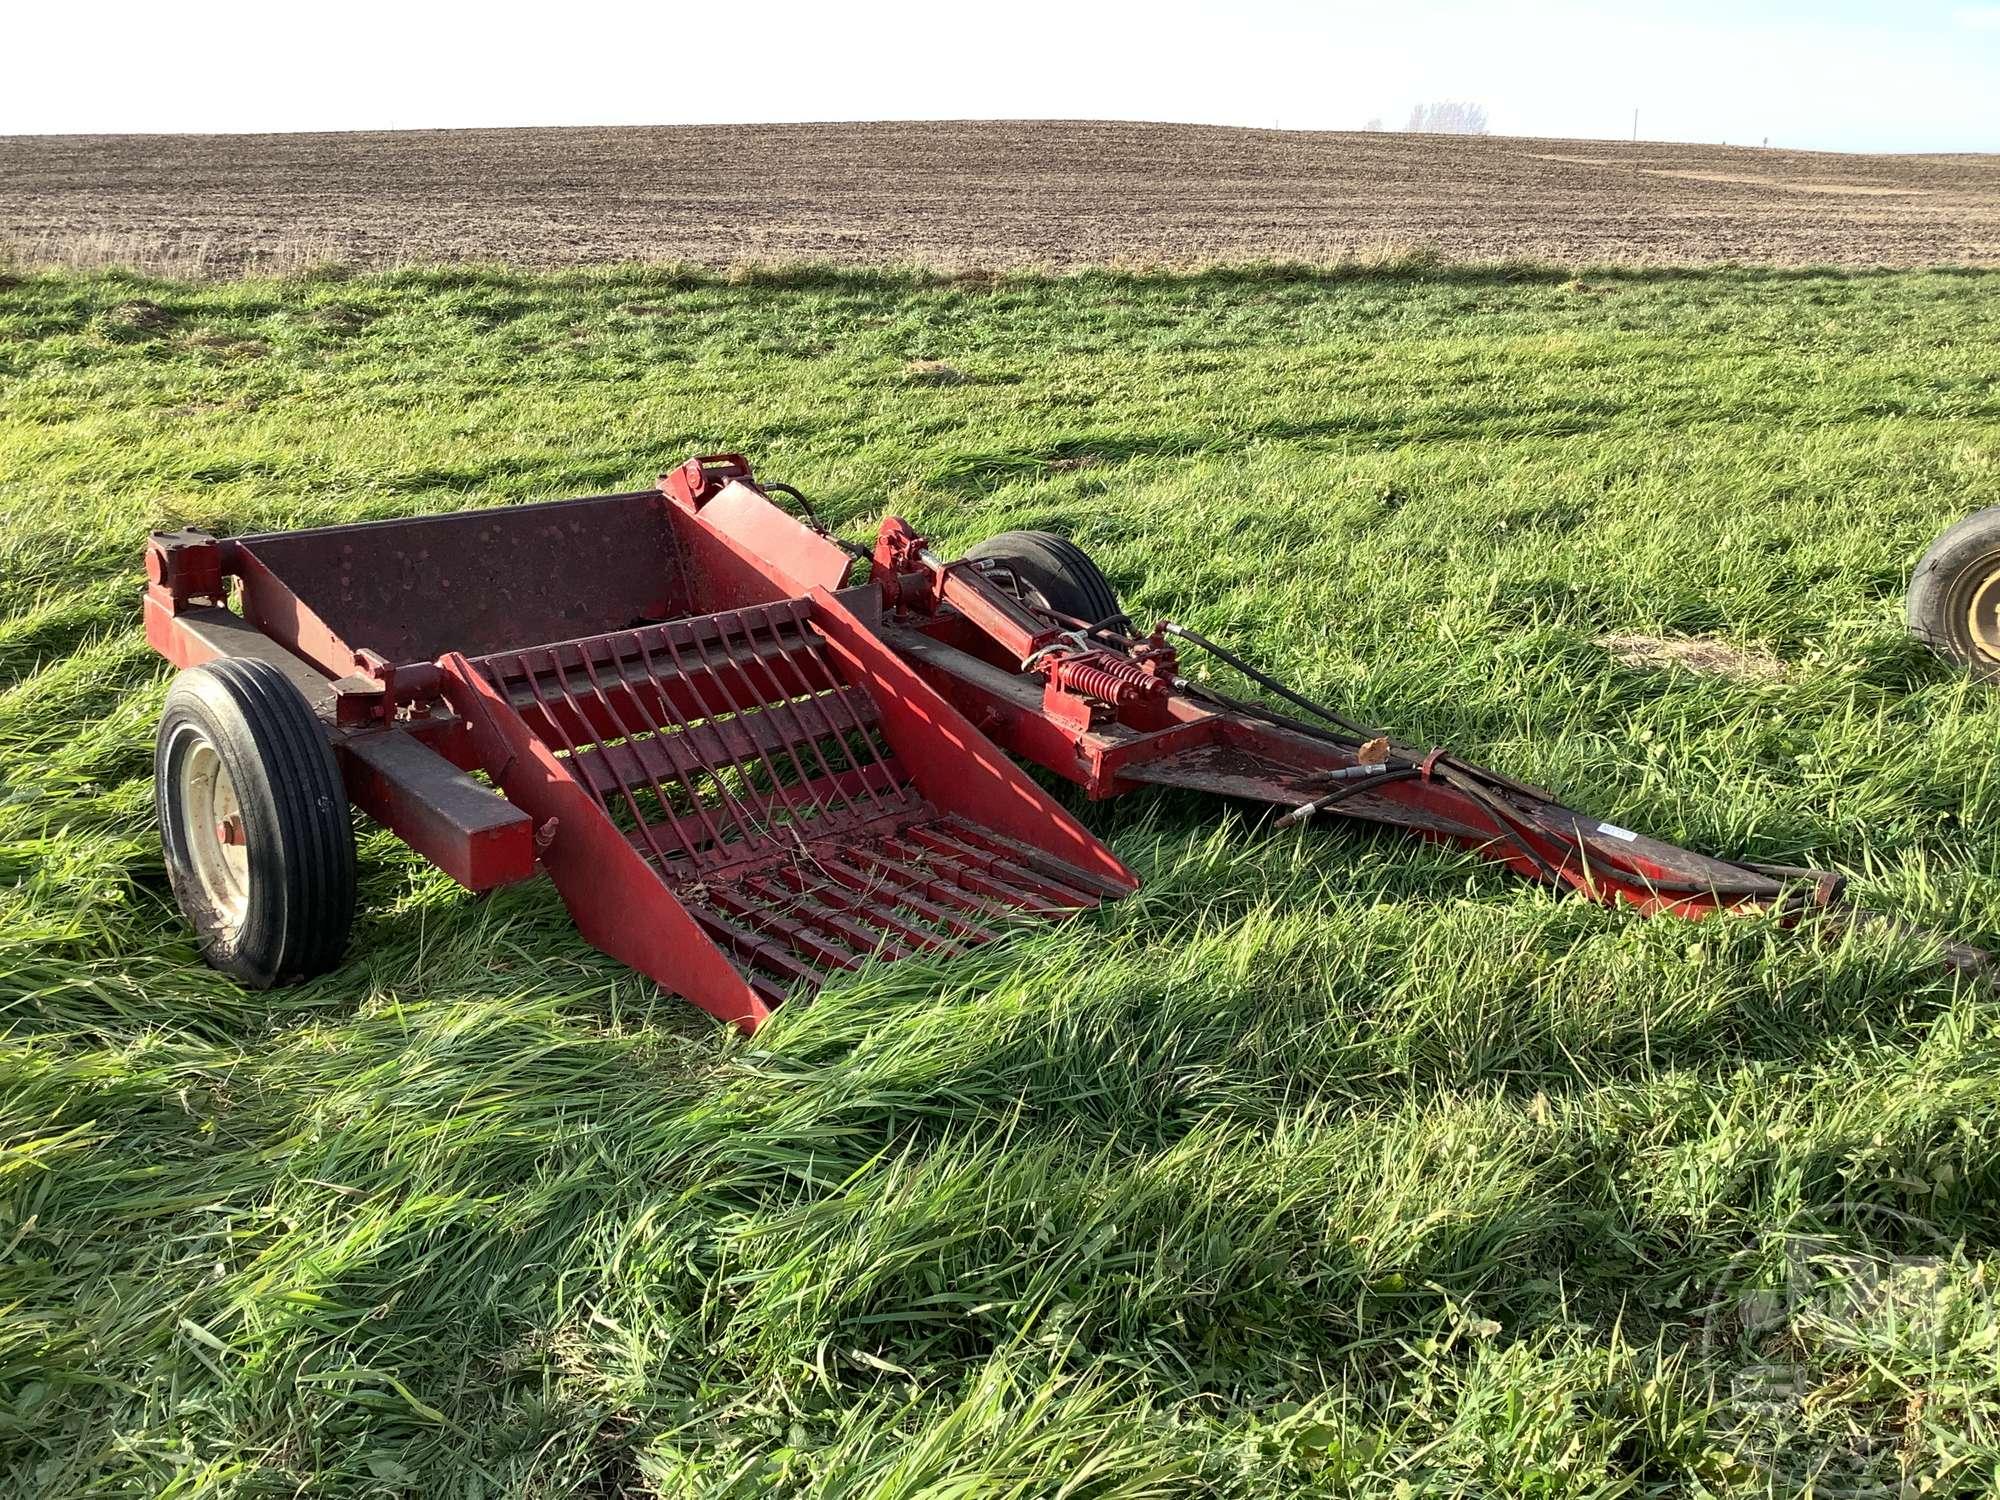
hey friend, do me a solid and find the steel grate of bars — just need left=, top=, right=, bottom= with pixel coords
left=473, top=600, right=1123, bottom=1005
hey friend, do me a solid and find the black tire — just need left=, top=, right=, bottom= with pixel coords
left=1908, top=508, right=2000, bottom=683
left=965, top=530, right=1128, bottom=629
left=156, top=658, right=356, bottom=987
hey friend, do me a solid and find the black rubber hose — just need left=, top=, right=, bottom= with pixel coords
left=1174, top=676, right=1368, bottom=750
left=1431, top=765, right=1570, bottom=886
left=1170, top=647, right=1793, bottom=899
left=1276, top=766, right=1423, bottom=827
left=1162, top=624, right=1382, bottom=740
left=1081, top=612, right=1131, bottom=641
left=762, top=481, right=827, bottom=534
left=1148, top=623, right=1794, bottom=901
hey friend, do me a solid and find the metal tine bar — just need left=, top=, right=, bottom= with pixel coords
left=764, top=864, right=965, bottom=956
left=642, top=630, right=771, bottom=855
left=705, top=887, right=863, bottom=971
left=731, top=785, right=878, bottom=845
left=938, top=830, right=1102, bottom=909
left=510, top=647, right=610, bottom=796
left=910, top=824, right=1105, bottom=907
left=677, top=618, right=805, bottom=840
left=488, top=626, right=766, bottom=713
left=732, top=604, right=860, bottom=820
left=817, top=850, right=1001, bottom=942
left=548, top=643, right=682, bottom=873
left=740, top=871, right=917, bottom=962
left=839, top=844, right=1022, bottom=927
left=939, top=861, right=1071, bottom=917
left=504, top=646, right=591, bottom=751
left=904, top=835, right=1075, bottom=914
left=640, top=605, right=800, bottom=663
left=513, top=647, right=672, bottom=874
left=721, top=608, right=839, bottom=823
left=697, top=613, right=820, bottom=833
left=569, top=687, right=882, bottom=802
left=574, top=636, right=700, bottom=867
left=617, top=813, right=730, bottom=868
left=764, top=603, right=917, bottom=821
left=603, top=629, right=734, bottom=857
left=792, top=626, right=906, bottom=808
left=689, top=908, right=822, bottom=985
left=776, top=651, right=896, bottom=818
left=933, top=815, right=1133, bottom=900
left=731, top=603, right=820, bottom=697
left=473, top=606, right=826, bottom=718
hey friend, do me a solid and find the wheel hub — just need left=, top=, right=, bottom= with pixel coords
left=178, top=738, right=249, bottom=929
left=1969, top=568, right=2000, bottom=662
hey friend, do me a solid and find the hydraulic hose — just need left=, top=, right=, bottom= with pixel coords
left=1162, top=623, right=1382, bottom=741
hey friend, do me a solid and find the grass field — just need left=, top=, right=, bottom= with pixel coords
left=4, top=260, right=2000, bottom=1495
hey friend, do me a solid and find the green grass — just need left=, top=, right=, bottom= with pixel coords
left=4, top=260, right=2000, bottom=1495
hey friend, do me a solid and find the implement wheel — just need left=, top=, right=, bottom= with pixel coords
left=966, top=530, right=1128, bottom=630
left=1908, top=509, right=2000, bottom=682
left=156, top=659, right=356, bottom=987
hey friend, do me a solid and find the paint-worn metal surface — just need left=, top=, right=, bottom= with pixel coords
left=145, top=457, right=1136, bottom=1030
left=868, top=516, right=1801, bottom=924
left=144, top=454, right=1985, bottom=1029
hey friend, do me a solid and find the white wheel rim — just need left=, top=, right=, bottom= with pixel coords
left=179, top=737, right=249, bottom=929
left=1969, top=568, right=2000, bottom=661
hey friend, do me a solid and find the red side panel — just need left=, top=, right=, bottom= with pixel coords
left=233, top=547, right=371, bottom=682
left=807, top=587, right=1140, bottom=896
left=438, top=651, right=775, bottom=1031
left=672, top=479, right=857, bottom=603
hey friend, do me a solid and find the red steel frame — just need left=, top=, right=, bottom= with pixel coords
left=862, top=515, right=1817, bottom=922
left=144, top=456, right=1985, bottom=1029
left=146, top=457, right=1134, bottom=1030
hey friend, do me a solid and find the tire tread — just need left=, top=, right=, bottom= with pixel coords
left=158, top=658, right=355, bottom=985
left=1907, top=507, right=2000, bottom=682
left=966, top=530, right=1127, bottom=627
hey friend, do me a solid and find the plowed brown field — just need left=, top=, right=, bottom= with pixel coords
left=3, top=119, right=1997, bottom=274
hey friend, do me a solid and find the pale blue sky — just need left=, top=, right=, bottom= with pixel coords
left=6, top=0, right=1995, bottom=151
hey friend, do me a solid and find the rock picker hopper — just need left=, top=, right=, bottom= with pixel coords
left=146, top=456, right=1984, bottom=1029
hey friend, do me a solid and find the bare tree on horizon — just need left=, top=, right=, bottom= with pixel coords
left=1406, top=101, right=1489, bottom=135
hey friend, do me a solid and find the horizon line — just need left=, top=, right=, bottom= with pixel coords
left=2, top=117, right=1993, bottom=159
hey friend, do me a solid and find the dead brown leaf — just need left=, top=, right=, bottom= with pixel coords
left=1598, top=633, right=1784, bottom=683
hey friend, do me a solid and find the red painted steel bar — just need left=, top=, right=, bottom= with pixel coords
left=724, top=609, right=846, bottom=823
left=595, top=631, right=735, bottom=860
left=642, top=629, right=774, bottom=860
left=569, top=642, right=693, bottom=874
left=816, top=851, right=1002, bottom=942
left=761, top=865, right=965, bottom=955
left=141, top=451, right=1983, bottom=1035
left=687, top=614, right=819, bottom=836
left=839, top=846, right=1021, bottom=928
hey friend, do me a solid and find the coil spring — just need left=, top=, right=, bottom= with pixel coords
left=1052, top=651, right=1163, bottom=703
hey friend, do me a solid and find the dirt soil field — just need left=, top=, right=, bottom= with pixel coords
left=3, top=120, right=1998, bottom=274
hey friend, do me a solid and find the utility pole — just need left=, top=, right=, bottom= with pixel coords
left=1632, top=108, right=1638, bottom=143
